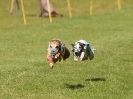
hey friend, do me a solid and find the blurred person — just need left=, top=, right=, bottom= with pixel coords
left=10, top=0, right=19, bottom=15
left=38, top=0, right=62, bottom=17
left=10, top=0, right=62, bottom=17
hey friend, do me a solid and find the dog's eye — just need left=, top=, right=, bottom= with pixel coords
left=50, top=45, right=52, bottom=48
left=79, top=46, right=82, bottom=49
left=56, top=46, right=59, bottom=49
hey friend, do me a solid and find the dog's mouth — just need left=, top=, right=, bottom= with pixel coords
left=75, top=52, right=78, bottom=56
left=73, top=46, right=82, bottom=56
left=74, top=52, right=80, bottom=56
left=49, top=45, right=59, bottom=56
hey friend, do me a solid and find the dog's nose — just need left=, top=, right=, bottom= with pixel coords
left=50, top=49, right=56, bottom=55
left=52, top=50, right=55, bottom=52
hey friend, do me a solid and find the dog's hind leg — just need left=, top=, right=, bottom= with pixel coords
left=88, top=50, right=94, bottom=60
left=62, top=47, right=70, bottom=60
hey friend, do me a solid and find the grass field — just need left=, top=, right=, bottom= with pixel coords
left=0, top=0, right=133, bottom=99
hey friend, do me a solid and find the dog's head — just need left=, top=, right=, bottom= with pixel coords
left=48, top=39, right=61, bottom=56
left=71, top=42, right=85, bottom=56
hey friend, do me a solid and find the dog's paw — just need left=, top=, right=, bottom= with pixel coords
left=55, top=53, right=60, bottom=58
left=49, top=63, right=54, bottom=69
left=47, top=56, right=54, bottom=68
left=74, top=56, right=78, bottom=61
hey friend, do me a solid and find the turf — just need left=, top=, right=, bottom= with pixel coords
left=0, top=0, right=133, bottom=99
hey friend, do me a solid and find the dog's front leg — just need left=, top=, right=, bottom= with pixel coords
left=55, top=53, right=62, bottom=62
left=80, top=52, right=85, bottom=61
left=55, top=53, right=60, bottom=59
left=47, top=55, right=54, bottom=68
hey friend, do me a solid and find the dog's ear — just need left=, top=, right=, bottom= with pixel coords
left=71, top=44, right=75, bottom=47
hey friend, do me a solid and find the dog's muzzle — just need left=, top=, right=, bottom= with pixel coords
left=50, top=48, right=58, bottom=56
left=74, top=52, right=80, bottom=56
left=73, top=49, right=80, bottom=56
left=72, top=46, right=81, bottom=56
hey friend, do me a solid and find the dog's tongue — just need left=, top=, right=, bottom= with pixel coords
left=48, top=56, right=54, bottom=63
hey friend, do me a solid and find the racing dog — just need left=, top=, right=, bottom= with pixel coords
left=47, top=39, right=70, bottom=68
left=71, top=40, right=95, bottom=61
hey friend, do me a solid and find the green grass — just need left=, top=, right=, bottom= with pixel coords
left=0, top=0, right=133, bottom=99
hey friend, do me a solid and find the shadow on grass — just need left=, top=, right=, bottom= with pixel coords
left=85, top=77, right=106, bottom=82
left=64, top=83, right=84, bottom=90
